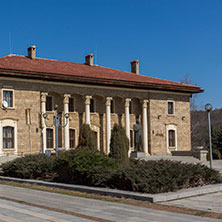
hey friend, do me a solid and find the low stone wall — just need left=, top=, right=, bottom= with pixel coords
left=171, top=150, right=208, bottom=161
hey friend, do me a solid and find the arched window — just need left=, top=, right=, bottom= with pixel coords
left=3, top=126, right=14, bottom=149
left=168, top=130, right=175, bottom=147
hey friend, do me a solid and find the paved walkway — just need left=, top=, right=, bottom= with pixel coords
left=163, top=191, right=222, bottom=214
left=0, top=184, right=220, bottom=222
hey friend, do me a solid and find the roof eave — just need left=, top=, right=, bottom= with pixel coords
left=0, top=68, right=204, bottom=94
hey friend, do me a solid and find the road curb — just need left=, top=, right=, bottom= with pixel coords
left=0, top=176, right=221, bottom=203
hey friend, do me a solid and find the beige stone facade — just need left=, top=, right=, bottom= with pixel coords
left=0, top=77, right=192, bottom=156
left=0, top=48, right=202, bottom=157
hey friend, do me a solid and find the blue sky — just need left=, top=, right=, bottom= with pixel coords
left=0, top=0, right=222, bottom=109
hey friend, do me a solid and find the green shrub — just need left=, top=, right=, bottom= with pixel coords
left=1, top=154, right=55, bottom=179
left=52, top=149, right=118, bottom=186
left=207, top=149, right=222, bottom=160
left=78, top=124, right=97, bottom=150
left=106, top=159, right=222, bottom=194
left=110, top=124, right=129, bottom=162
left=2, top=150, right=221, bottom=194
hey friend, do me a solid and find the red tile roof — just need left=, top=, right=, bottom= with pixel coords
left=0, top=54, right=203, bottom=93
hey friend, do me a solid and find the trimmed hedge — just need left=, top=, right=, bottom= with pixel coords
left=1, top=150, right=222, bottom=194
left=1, top=154, right=55, bottom=179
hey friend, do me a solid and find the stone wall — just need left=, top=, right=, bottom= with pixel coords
left=0, top=78, right=191, bottom=156
left=149, top=92, right=191, bottom=154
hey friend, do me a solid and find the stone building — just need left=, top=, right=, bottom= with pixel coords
left=0, top=45, right=203, bottom=156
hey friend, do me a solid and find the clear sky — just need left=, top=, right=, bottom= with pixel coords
left=0, top=0, right=222, bottom=110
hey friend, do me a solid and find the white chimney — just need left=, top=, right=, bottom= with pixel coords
left=85, top=53, right=94, bottom=66
left=27, top=45, right=36, bottom=59
left=130, top=59, right=139, bottom=74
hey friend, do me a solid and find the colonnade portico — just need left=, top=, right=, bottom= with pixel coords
left=40, top=92, right=149, bottom=156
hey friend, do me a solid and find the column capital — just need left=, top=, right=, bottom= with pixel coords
left=142, top=99, right=149, bottom=108
left=105, top=97, right=112, bottom=106
left=125, top=98, right=131, bottom=107
left=64, top=94, right=71, bottom=104
left=85, top=95, right=92, bottom=105
left=40, top=92, right=48, bottom=102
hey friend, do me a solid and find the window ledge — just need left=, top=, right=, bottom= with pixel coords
left=5, top=107, right=15, bottom=110
left=2, top=148, right=15, bottom=151
left=167, top=114, right=175, bottom=117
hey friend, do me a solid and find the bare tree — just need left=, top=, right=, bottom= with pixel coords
left=181, top=73, right=197, bottom=111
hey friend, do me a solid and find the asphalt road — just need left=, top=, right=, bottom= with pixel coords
left=0, top=184, right=220, bottom=222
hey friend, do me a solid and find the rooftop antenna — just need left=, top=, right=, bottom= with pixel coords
left=9, top=32, right=12, bottom=54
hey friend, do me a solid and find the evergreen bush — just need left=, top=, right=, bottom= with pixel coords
left=78, top=124, right=97, bottom=150
left=207, top=149, right=222, bottom=160
left=52, top=149, right=117, bottom=186
left=110, top=124, right=129, bottom=162
left=2, top=150, right=222, bottom=194
left=1, top=154, right=55, bottom=179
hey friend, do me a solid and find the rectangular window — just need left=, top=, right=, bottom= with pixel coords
left=3, top=90, right=13, bottom=107
left=168, top=101, right=174, bottom=115
left=129, top=101, right=133, bottom=114
left=69, top=129, right=75, bottom=148
left=111, top=100, right=114, bottom=113
left=46, top=96, right=52, bottom=111
left=69, top=98, right=74, bottom=112
left=3, top=126, right=14, bottom=149
left=46, top=128, right=53, bottom=148
left=130, top=130, right=134, bottom=148
left=93, top=131, right=98, bottom=148
left=90, top=99, right=95, bottom=113
left=168, top=130, right=175, bottom=147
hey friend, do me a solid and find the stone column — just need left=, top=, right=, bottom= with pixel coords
left=125, top=98, right=131, bottom=155
left=142, top=100, right=149, bottom=155
left=106, top=97, right=112, bottom=154
left=40, top=92, right=48, bottom=153
left=85, top=96, right=92, bottom=125
left=64, top=94, right=71, bottom=150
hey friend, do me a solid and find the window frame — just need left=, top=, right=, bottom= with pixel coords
left=168, top=130, right=176, bottom=147
left=46, top=128, right=54, bottom=149
left=3, top=126, right=14, bottom=149
left=69, top=128, right=76, bottom=148
left=90, top=98, right=96, bottom=113
left=129, top=100, right=133, bottom=114
left=0, top=119, right=18, bottom=155
left=167, top=100, right=175, bottom=115
left=2, top=89, right=14, bottom=108
left=166, top=124, right=177, bottom=153
left=46, top=96, right=53, bottom=112
left=130, top=129, right=134, bottom=148
left=68, top=97, right=75, bottom=113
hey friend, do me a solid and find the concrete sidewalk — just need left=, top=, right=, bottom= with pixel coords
left=163, top=191, right=222, bottom=214
left=1, top=176, right=222, bottom=203
left=0, top=184, right=220, bottom=222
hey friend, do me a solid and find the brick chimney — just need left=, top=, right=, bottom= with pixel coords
left=85, top=53, right=94, bottom=66
left=27, top=45, right=36, bottom=59
left=130, top=59, right=139, bottom=74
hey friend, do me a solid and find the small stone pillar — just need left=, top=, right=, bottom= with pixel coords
left=106, top=97, right=112, bottom=154
left=64, top=94, right=71, bottom=150
left=40, top=92, right=48, bottom=153
left=85, top=96, right=92, bottom=125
